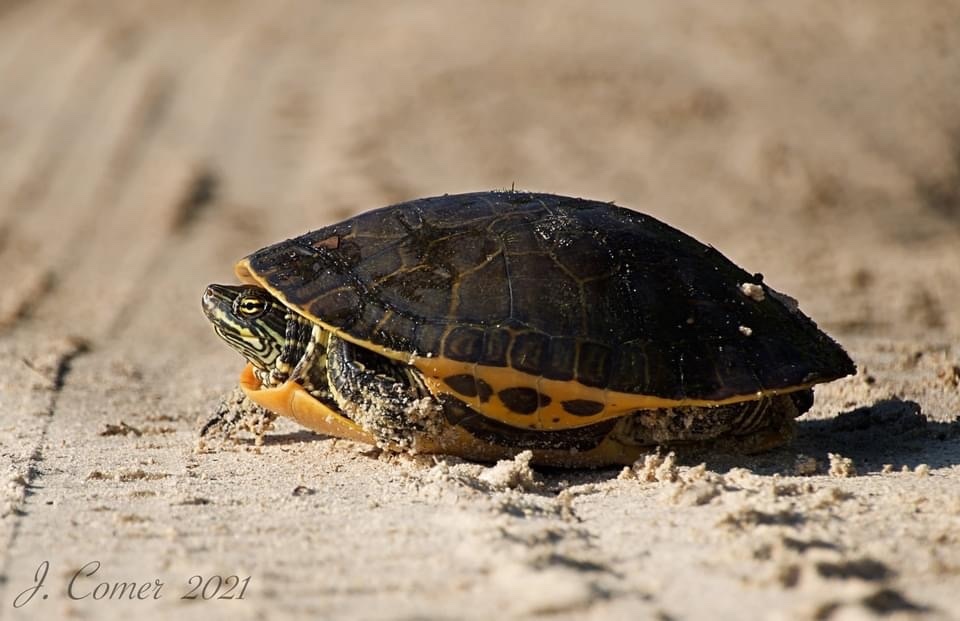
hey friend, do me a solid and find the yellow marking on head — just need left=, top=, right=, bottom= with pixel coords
left=237, top=296, right=267, bottom=317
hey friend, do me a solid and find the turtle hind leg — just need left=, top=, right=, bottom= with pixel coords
left=718, top=389, right=811, bottom=454
left=726, top=390, right=810, bottom=437
left=610, top=392, right=809, bottom=453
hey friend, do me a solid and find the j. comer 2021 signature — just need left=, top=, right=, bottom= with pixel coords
left=12, top=561, right=251, bottom=608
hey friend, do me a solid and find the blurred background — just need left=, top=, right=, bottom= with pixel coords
left=1, top=0, right=959, bottom=353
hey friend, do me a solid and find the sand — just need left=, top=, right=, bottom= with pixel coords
left=1, top=1, right=959, bottom=619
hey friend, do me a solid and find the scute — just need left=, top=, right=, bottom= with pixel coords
left=240, top=191, right=855, bottom=406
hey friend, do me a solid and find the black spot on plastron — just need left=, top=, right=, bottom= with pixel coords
left=443, top=326, right=484, bottom=362
left=498, top=387, right=551, bottom=415
left=561, top=399, right=605, bottom=417
left=439, top=394, right=616, bottom=452
left=442, top=373, right=492, bottom=402
left=476, top=378, right=493, bottom=403
left=444, top=374, right=479, bottom=397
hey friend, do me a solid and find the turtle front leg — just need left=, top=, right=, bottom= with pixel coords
left=325, top=335, right=442, bottom=448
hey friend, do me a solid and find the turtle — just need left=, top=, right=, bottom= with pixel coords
left=201, top=190, right=855, bottom=466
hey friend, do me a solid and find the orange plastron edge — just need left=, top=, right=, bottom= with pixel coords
left=238, top=363, right=376, bottom=445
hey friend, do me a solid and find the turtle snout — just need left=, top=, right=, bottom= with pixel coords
left=202, top=285, right=226, bottom=320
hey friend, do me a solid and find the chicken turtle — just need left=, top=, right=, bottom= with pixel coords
left=201, top=191, right=854, bottom=465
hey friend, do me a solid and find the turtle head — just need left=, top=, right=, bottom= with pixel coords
left=202, top=284, right=290, bottom=373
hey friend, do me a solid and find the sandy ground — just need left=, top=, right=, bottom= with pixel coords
left=1, top=1, right=959, bottom=619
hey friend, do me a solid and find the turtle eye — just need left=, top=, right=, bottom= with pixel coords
left=235, top=295, right=267, bottom=319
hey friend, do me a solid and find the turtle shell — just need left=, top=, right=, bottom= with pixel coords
left=234, top=191, right=854, bottom=432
